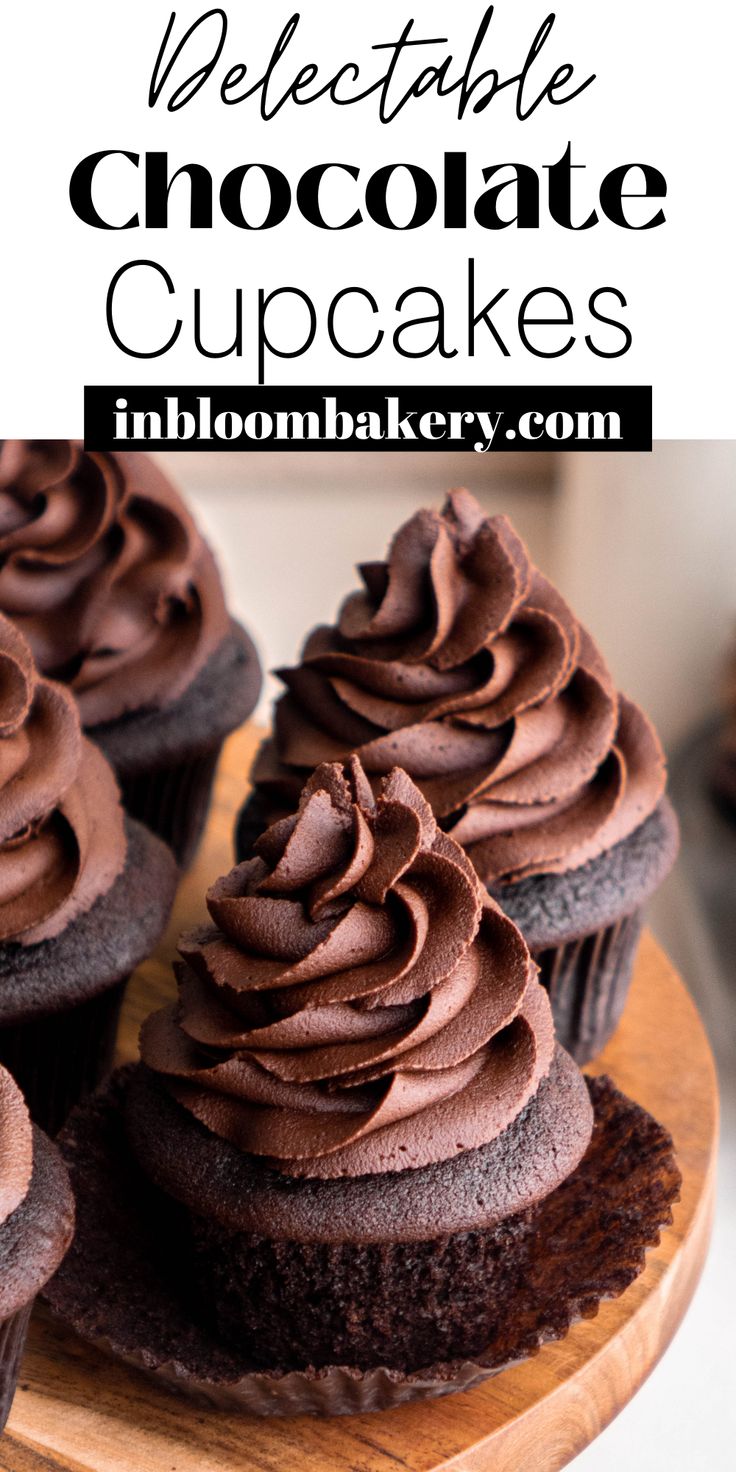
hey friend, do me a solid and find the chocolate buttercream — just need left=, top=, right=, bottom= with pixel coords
left=0, top=613, right=126, bottom=946
left=0, top=443, right=229, bottom=726
left=0, top=1066, right=32, bottom=1225
left=141, top=759, right=564, bottom=1179
left=252, top=491, right=666, bottom=885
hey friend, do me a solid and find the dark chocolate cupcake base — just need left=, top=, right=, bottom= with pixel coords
left=490, top=800, right=679, bottom=951
left=0, top=818, right=177, bottom=1133
left=46, top=1068, right=680, bottom=1417
left=126, top=1049, right=591, bottom=1248
left=92, top=623, right=261, bottom=866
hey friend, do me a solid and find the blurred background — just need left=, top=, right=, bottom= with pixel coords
left=159, top=443, right=735, bottom=1470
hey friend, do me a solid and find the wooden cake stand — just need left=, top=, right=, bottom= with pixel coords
left=3, top=726, right=718, bottom=1472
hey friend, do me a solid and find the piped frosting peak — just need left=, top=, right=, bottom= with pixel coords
left=254, top=490, right=666, bottom=884
left=0, top=442, right=229, bottom=726
left=141, top=758, right=555, bottom=1179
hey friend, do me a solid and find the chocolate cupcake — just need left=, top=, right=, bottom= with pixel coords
left=0, top=614, right=178, bottom=1132
left=47, top=761, right=680, bottom=1415
left=0, top=1065, right=74, bottom=1430
left=241, top=490, right=679, bottom=1062
left=0, top=442, right=262, bottom=865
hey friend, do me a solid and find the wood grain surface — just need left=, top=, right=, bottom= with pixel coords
left=2, top=725, right=718, bottom=1472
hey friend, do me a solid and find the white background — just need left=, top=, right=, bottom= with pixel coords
left=1, top=0, right=735, bottom=435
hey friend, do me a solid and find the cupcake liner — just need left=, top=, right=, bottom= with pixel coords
left=0, top=1302, right=33, bottom=1432
left=533, top=912, right=643, bottom=1064
left=119, top=746, right=222, bottom=868
left=45, top=1066, right=680, bottom=1417
left=0, top=979, right=128, bottom=1135
left=92, top=623, right=262, bottom=868
left=92, top=1340, right=495, bottom=1415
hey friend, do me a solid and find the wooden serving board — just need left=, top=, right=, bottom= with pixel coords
left=2, top=726, right=718, bottom=1472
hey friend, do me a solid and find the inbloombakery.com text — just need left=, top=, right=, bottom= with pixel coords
left=84, top=389, right=651, bottom=453
left=113, top=396, right=620, bottom=450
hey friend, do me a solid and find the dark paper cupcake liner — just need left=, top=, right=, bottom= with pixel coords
left=0, top=1302, right=33, bottom=1432
left=45, top=1066, right=680, bottom=1417
left=119, top=746, right=221, bottom=869
left=91, top=1339, right=496, bottom=1415
left=0, top=979, right=128, bottom=1136
left=533, top=911, right=643, bottom=1065
left=92, top=623, right=261, bottom=869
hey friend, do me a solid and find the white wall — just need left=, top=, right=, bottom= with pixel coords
left=552, top=443, right=736, bottom=750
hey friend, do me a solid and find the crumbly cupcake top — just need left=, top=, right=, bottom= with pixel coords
left=0, top=1065, right=32, bottom=1224
left=140, top=758, right=563, bottom=1179
left=0, top=443, right=229, bottom=726
left=0, top=613, right=125, bottom=945
left=253, top=489, right=666, bottom=885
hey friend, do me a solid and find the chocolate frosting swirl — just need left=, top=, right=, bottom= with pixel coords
left=0, top=1065, right=32, bottom=1225
left=0, top=443, right=230, bottom=726
left=0, top=613, right=126, bottom=945
left=253, top=490, right=667, bottom=884
left=141, top=758, right=555, bottom=1179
